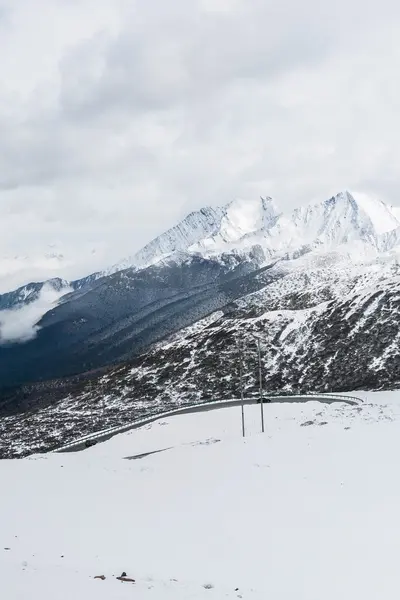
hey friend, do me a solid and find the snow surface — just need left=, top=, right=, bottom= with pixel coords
left=352, top=191, right=400, bottom=235
left=2, top=391, right=400, bottom=599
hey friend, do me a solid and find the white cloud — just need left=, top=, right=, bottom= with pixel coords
left=1, top=0, right=400, bottom=290
left=0, top=283, right=71, bottom=344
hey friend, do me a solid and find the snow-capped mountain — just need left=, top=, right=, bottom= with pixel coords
left=2, top=190, right=400, bottom=300
left=4, top=189, right=400, bottom=455
left=106, top=191, right=400, bottom=275
left=2, top=190, right=400, bottom=298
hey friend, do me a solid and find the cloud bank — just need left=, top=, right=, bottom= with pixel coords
left=0, top=284, right=71, bottom=344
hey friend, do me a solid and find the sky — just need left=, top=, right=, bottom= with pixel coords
left=1, top=0, right=400, bottom=290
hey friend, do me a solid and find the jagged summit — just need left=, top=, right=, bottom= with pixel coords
left=283, top=190, right=376, bottom=246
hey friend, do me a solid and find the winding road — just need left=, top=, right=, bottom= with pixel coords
left=55, top=392, right=361, bottom=454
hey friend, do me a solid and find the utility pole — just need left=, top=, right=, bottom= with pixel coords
left=237, top=338, right=246, bottom=437
left=257, top=338, right=265, bottom=433
left=88, top=378, right=93, bottom=425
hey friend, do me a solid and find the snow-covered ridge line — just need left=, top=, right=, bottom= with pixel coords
left=3, top=190, right=400, bottom=299
left=54, top=393, right=362, bottom=453
left=102, top=190, right=400, bottom=277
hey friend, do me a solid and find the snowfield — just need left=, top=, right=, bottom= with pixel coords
left=2, top=391, right=400, bottom=599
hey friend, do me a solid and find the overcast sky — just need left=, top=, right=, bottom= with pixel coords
left=1, top=0, right=400, bottom=290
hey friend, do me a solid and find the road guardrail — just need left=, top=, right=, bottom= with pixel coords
left=54, top=392, right=362, bottom=454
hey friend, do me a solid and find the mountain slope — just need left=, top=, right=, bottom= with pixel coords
left=2, top=251, right=400, bottom=457
left=107, top=205, right=226, bottom=272
left=0, top=251, right=280, bottom=387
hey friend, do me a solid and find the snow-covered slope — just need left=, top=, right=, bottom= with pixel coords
left=2, top=392, right=400, bottom=600
left=352, top=191, right=400, bottom=234
left=106, top=206, right=226, bottom=273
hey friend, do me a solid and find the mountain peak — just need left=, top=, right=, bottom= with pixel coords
left=221, top=196, right=280, bottom=241
left=323, top=190, right=357, bottom=209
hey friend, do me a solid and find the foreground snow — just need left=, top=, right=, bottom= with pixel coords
left=2, top=391, right=400, bottom=599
